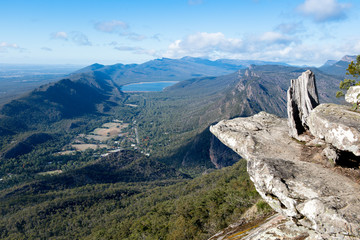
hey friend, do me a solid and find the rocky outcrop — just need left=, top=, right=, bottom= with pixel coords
left=210, top=112, right=360, bottom=239
left=345, top=86, right=360, bottom=104
left=209, top=69, right=360, bottom=239
left=308, top=103, right=360, bottom=156
left=287, top=70, right=319, bottom=140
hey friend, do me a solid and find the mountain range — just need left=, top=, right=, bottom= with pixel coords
left=319, top=55, right=357, bottom=76
left=0, top=56, right=347, bottom=154
left=73, top=57, right=289, bottom=85
left=0, top=55, right=353, bottom=239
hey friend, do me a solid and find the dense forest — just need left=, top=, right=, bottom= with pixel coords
left=0, top=159, right=273, bottom=239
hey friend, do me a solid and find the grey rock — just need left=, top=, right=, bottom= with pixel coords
left=238, top=214, right=322, bottom=240
left=322, top=145, right=339, bottom=164
left=210, top=112, right=360, bottom=239
left=306, top=138, right=326, bottom=147
left=209, top=214, right=323, bottom=240
left=287, top=70, right=319, bottom=140
left=308, top=103, right=360, bottom=156
left=345, top=86, right=360, bottom=104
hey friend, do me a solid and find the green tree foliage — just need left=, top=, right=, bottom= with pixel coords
left=0, top=160, right=273, bottom=239
left=336, top=55, right=360, bottom=98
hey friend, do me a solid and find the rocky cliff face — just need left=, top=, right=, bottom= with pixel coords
left=210, top=71, right=360, bottom=239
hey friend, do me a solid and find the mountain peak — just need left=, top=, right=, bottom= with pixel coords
left=322, top=60, right=337, bottom=66
left=73, top=63, right=105, bottom=74
left=91, top=63, right=104, bottom=67
left=341, top=55, right=357, bottom=62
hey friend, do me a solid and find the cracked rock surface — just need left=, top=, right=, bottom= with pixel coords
left=210, top=111, right=360, bottom=239
left=308, top=103, right=360, bottom=156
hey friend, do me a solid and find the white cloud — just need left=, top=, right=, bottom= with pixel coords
left=0, top=42, right=26, bottom=53
left=114, top=46, right=140, bottom=51
left=259, top=31, right=294, bottom=44
left=94, top=19, right=146, bottom=41
left=70, top=32, right=91, bottom=46
left=152, top=34, right=162, bottom=41
left=275, top=22, right=304, bottom=35
left=50, top=31, right=91, bottom=46
left=126, top=32, right=146, bottom=41
left=161, top=31, right=360, bottom=66
left=41, top=47, right=52, bottom=51
left=94, top=20, right=128, bottom=33
left=164, top=32, right=244, bottom=59
left=51, top=31, right=68, bottom=40
left=297, top=0, right=351, bottom=22
left=0, top=42, right=20, bottom=50
left=163, top=31, right=299, bottom=60
left=113, top=44, right=158, bottom=56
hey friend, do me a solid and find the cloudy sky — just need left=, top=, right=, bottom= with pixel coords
left=0, top=0, right=359, bottom=66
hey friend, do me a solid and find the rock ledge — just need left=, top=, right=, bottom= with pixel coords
left=210, top=111, right=360, bottom=239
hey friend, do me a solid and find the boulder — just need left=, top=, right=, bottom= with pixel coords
left=210, top=112, right=360, bottom=239
left=287, top=70, right=319, bottom=140
left=345, top=85, right=360, bottom=104
left=308, top=103, right=360, bottom=156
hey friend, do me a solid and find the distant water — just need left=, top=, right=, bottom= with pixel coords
left=121, top=81, right=179, bottom=92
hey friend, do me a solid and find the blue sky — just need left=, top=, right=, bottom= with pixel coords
left=0, top=0, right=359, bottom=66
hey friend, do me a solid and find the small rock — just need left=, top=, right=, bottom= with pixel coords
left=306, top=138, right=326, bottom=147
left=345, top=86, right=360, bottom=104
left=322, top=145, right=339, bottom=164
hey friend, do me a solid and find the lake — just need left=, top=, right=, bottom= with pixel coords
left=121, top=81, right=179, bottom=92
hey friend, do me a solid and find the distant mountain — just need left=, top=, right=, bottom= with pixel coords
left=74, top=63, right=105, bottom=73
left=340, top=55, right=357, bottom=62
left=322, top=60, right=337, bottom=67
left=73, top=57, right=289, bottom=86
left=214, top=58, right=289, bottom=67
left=0, top=56, right=344, bottom=139
left=165, top=64, right=342, bottom=124
left=0, top=71, right=123, bottom=132
left=319, top=55, right=357, bottom=76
